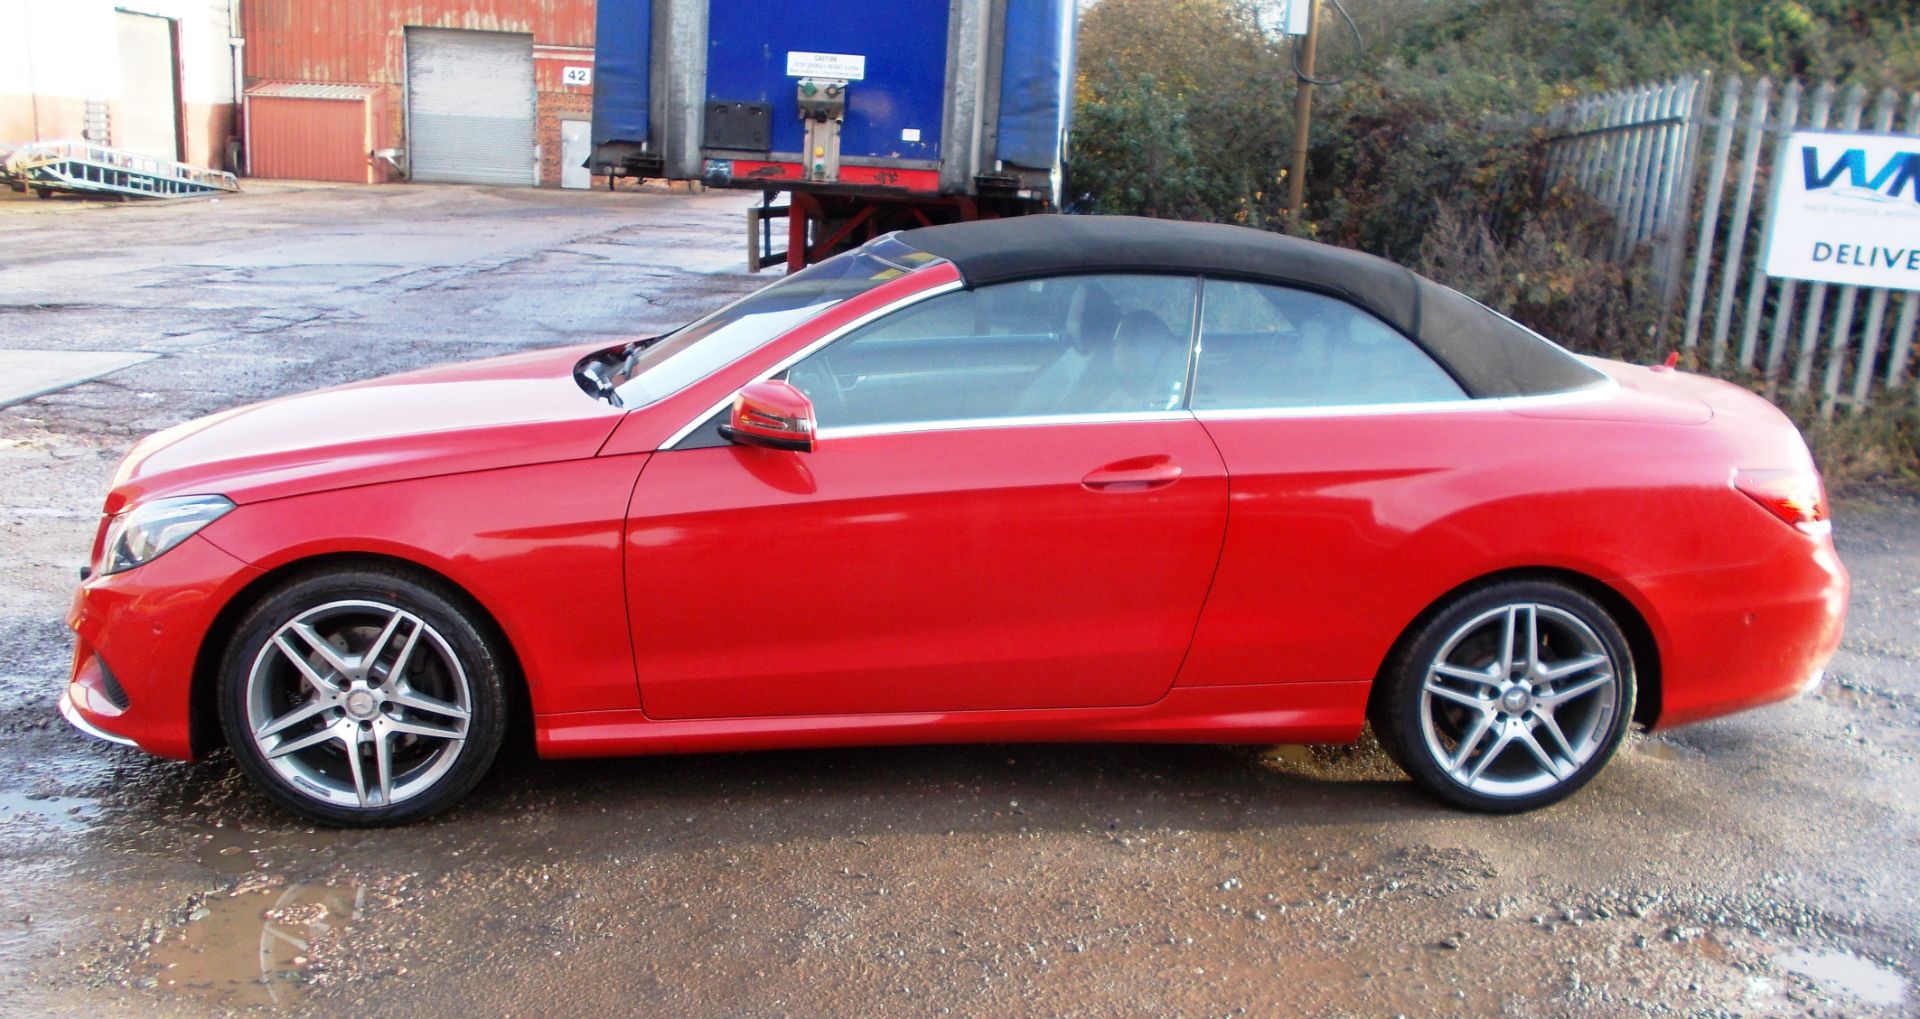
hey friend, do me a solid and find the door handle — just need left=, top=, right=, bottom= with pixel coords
left=1082, top=456, right=1182, bottom=492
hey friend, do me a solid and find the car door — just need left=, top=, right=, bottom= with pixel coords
left=625, top=274, right=1230, bottom=720
left=1174, top=278, right=1506, bottom=690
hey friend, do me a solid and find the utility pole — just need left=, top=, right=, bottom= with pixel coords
left=1286, top=0, right=1320, bottom=230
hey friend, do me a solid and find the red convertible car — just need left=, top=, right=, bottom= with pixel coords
left=62, top=216, right=1847, bottom=825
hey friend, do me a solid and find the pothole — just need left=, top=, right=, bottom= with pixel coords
left=0, top=789, right=102, bottom=831
left=139, top=881, right=366, bottom=1008
left=1259, top=733, right=1402, bottom=782
left=1777, top=948, right=1909, bottom=1008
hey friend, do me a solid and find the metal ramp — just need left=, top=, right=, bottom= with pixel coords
left=2, top=141, right=240, bottom=199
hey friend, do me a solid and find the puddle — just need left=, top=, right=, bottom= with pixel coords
left=142, top=881, right=367, bottom=1008
left=1778, top=948, right=1909, bottom=1007
left=0, top=789, right=102, bottom=831
left=1630, top=736, right=1703, bottom=762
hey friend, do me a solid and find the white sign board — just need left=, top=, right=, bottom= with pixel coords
left=561, top=66, right=592, bottom=86
left=1764, top=129, right=1920, bottom=290
left=786, top=51, right=866, bottom=81
left=1278, top=0, right=1312, bottom=36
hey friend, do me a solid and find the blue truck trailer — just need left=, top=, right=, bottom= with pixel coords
left=589, top=0, right=1076, bottom=270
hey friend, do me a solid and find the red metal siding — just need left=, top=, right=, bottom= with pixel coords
left=249, top=96, right=375, bottom=182
left=243, top=1, right=594, bottom=86
left=243, top=1, right=595, bottom=186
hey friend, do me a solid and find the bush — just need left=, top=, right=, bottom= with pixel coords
left=1775, top=395, right=1920, bottom=492
left=1068, top=0, right=1920, bottom=488
left=1071, top=0, right=1920, bottom=251
left=1069, top=0, right=1295, bottom=225
left=1415, top=195, right=1664, bottom=361
left=1069, top=73, right=1210, bottom=220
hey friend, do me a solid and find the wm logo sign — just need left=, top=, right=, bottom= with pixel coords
left=1767, top=130, right=1920, bottom=288
left=1801, top=146, right=1920, bottom=203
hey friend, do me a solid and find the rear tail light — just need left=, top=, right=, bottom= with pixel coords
left=1735, top=469, right=1830, bottom=536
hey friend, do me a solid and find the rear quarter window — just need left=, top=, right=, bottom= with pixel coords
left=1195, top=280, right=1467, bottom=410
left=1415, top=281, right=1607, bottom=398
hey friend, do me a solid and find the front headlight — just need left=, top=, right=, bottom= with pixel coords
left=98, top=495, right=234, bottom=575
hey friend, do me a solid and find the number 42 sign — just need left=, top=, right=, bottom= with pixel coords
left=562, top=66, right=592, bottom=87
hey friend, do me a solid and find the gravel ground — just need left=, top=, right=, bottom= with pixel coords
left=0, top=184, right=1914, bottom=1018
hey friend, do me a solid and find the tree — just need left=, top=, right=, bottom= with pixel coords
left=1071, top=0, right=1296, bottom=224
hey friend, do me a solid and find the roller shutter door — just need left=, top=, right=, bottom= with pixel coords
left=115, top=12, right=180, bottom=162
left=406, top=28, right=536, bottom=186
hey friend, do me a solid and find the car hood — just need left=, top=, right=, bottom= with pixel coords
left=107, top=343, right=625, bottom=510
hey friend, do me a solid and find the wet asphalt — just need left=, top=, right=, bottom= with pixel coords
left=0, top=183, right=1915, bottom=1018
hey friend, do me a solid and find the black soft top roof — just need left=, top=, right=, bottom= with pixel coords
left=895, top=215, right=1602, bottom=399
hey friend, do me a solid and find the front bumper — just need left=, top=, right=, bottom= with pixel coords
left=63, top=533, right=260, bottom=760
left=58, top=684, right=136, bottom=747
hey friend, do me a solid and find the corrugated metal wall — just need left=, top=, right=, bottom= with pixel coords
left=249, top=97, right=376, bottom=182
left=405, top=29, right=537, bottom=184
left=243, top=0, right=592, bottom=86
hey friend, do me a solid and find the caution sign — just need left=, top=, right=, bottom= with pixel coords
left=785, top=52, right=866, bottom=81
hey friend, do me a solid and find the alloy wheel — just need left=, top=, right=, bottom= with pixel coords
left=1417, top=601, right=1621, bottom=799
left=244, top=599, right=473, bottom=810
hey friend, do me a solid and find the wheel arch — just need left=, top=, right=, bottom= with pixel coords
left=188, top=551, right=534, bottom=758
left=1367, top=566, right=1663, bottom=730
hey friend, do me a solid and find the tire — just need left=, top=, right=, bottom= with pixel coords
left=1371, top=579, right=1636, bottom=813
left=218, top=566, right=508, bottom=826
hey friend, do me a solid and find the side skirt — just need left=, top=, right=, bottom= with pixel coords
left=535, top=682, right=1371, bottom=759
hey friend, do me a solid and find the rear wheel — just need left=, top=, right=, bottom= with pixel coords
left=218, top=567, right=507, bottom=826
left=1372, top=580, right=1635, bottom=813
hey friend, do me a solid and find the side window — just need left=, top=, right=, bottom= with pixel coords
left=1194, top=280, right=1467, bottom=410
left=785, top=274, right=1196, bottom=429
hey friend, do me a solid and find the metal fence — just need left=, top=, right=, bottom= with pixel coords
left=1544, top=73, right=1920, bottom=417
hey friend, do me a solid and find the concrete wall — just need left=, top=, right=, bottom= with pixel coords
left=0, top=0, right=241, bottom=170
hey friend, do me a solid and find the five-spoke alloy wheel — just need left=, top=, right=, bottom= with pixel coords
left=220, top=567, right=508, bottom=826
left=1372, top=579, right=1636, bottom=812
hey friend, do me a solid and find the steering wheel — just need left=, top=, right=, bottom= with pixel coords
left=785, top=356, right=847, bottom=422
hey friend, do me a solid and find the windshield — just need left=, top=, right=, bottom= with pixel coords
left=611, top=235, right=946, bottom=407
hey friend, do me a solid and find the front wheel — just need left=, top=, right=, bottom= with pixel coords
left=218, top=567, right=508, bottom=826
left=1371, top=580, right=1636, bottom=813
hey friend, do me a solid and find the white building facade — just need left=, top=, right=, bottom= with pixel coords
left=0, top=0, right=243, bottom=170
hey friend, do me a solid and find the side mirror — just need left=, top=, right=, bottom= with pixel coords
left=719, top=379, right=816, bottom=453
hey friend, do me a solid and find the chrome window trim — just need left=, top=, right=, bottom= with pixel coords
left=660, top=275, right=1624, bottom=447
left=660, top=279, right=966, bottom=450
left=818, top=410, right=1195, bottom=441
left=1189, top=375, right=1619, bottom=421
left=1180, top=276, right=1205, bottom=410
left=1500, top=375, right=1621, bottom=407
